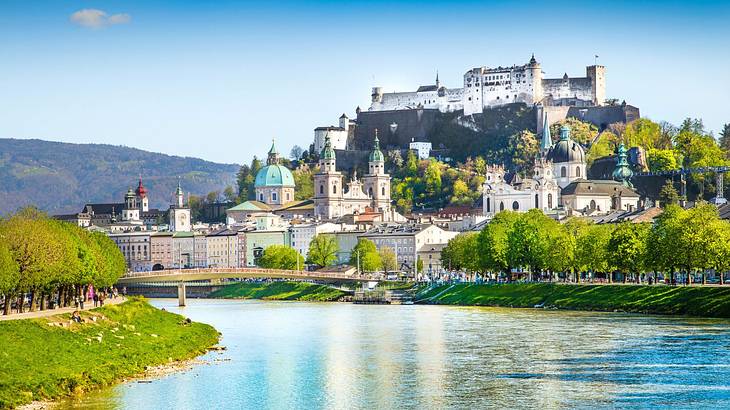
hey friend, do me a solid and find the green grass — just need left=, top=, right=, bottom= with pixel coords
left=416, top=283, right=730, bottom=318
left=209, top=281, right=348, bottom=301
left=0, top=298, right=219, bottom=408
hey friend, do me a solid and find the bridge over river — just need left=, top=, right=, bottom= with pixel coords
left=117, top=267, right=381, bottom=306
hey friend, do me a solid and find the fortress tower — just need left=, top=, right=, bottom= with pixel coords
left=586, top=65, right=606, bottom=106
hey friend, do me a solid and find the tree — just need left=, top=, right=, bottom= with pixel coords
left=424, top=161, right=442, bottom=201
left=92, top=232, right=126, bottom=288
left=607, top=222, right=650, bottom=283
left=506, top=210, right=559, bottom=279
left=622, top=118, right=670, bottom=150
left=647, top=148, right=679, bottom=172
left=507, top=130, right=539, bottom=174
left=450, top=179, right=470, bottom=205
left=442, top=232, right=478, bottom=272
left=379, top=246, right=397, bottom=273
left=477, top=211, right=520, bottom=275
left=658, top=181, right=679, bottom=207
left=223, top=186, right=237, bottom=202
left=349, top=239, right=381, bottom=273
left=405, top=150, right=418, bottom=177
left=258, top=245, right=304, bottom=270
left=574, top=223, right=614, bottom=280
left=306, top=234, right=338, bottom=268
left=720, top=123, right=730, bottom=159
left=293, top=168, right=314, bottom=201
left=235, top=164, right=252, bottom=201
left=549, top=117, right=597, bottom=145
left=0, top=235, right=20, bottom=315
left=387, top=150, right=403, bottom=169
left=290, top=145, right=303, bottom=160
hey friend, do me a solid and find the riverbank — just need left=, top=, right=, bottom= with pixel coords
left=0, top=298, right=220, bottom=408
left=416, top=283, right=730, bottom=317
left=209, top=281, right=349, bottom=301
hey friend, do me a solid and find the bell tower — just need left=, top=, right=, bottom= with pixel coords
left=362, top=130, right=391, bottom=214
left=313, top=135, right=343, bottom=219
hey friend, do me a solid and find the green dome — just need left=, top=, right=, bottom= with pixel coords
left=369, top=136, right=384, bottom=162
left=255, top=164, right=295, bottom=188
left=321, top=135, right=336, bottom=160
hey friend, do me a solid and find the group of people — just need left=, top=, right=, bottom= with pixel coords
left=70, top=286, right=126, bottom=324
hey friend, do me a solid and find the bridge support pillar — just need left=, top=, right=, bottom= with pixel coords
left=711, top=172, right=727, bottom=205
left=177, top=282, right=187, bottom=307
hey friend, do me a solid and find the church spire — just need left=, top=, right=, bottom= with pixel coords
left=435, top=70, right=440, bottom=88
left=612, top=143, right=634, bottom=187
left=267, top=138, right=280, bottom=165
left=540, top=113, right=552, bottom=153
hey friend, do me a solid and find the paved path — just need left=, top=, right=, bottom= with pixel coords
left=0, top=297, right=126, bottom=321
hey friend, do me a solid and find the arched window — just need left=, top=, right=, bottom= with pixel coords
left=590, top=200, right=597, bottom=210
left=272, top=192, right=277, bottom=202
left=382, top=186, right=386, bottom=196
left=548, top=193, right=553, bottom=209
left=259, top=193, right=264, bottom=201
left=368, top=187, right=373, bottom=196
left=561, top=167, right=567, bottom=178
left=320, top=185, right=324, bottom=195
left=576, top=166, right=581, bottom=177
left=486, top=198, right=491, bottom=212
left=512, top=201, right=519, bottom=211
left=333, top=184, right=337, bottom=194
left=534, top=194, right=539, bottom=208
left=499, top=201, right=504, bottom=211
left=286, top=193, right=290, bottom=201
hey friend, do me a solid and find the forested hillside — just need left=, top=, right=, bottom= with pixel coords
left=0, top=139, right=239, bottom=215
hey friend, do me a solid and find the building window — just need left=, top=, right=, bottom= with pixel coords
left=548, top=193, right=553, bottom=209
left=320, top=185, right=324, bottom=195
left=499, top=201, right=504, bottom=211
left=272, top=192, right=277, bottom=201
left=512, top=201, right=519, bottom=211
left=382, top=186, right=386, bottom=196
left=486, top=198, right=490, bottom=212
left=590, top=200, right=597, bottom=210
left=259, top=193, right=264, bottom=201
left=535, top=194, right=539, bottom=208
left=561, top=167, right=567, bottom=177
left=576, top=166, right=581, bottom=177
left=333, top=185, right=337, bottom=194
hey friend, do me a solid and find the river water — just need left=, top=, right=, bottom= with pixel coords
left=59, top=299, right=730, bottom=409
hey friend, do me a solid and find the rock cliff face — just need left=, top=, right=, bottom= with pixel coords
left=0, top=138, right=238, bottom=215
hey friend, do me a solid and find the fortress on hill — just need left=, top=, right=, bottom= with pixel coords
left=369, top=55, right=605, bottom=115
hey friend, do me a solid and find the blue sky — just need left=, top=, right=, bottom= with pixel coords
left=1, top=1, right=729, bottom=164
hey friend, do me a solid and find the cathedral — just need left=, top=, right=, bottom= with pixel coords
left=314, top=133, right=393, bottom=220
left=483, top=116, right=640, bottom=218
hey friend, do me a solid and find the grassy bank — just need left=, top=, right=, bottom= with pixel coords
left=417, top=283, right=730, bottom=317
left=0, top=298, right=219, bottom=408
left=209, top=281, right=348, bottom=301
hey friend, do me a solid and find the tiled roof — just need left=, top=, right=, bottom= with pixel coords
left=227, top=201, right=272, bottom=212
left=562, top=179, right=639, bottom=197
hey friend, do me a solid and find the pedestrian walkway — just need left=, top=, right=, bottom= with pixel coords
left=0, top=297, right=126, bottom=321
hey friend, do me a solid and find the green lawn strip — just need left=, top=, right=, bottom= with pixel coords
left=420, top=283, right=730, bottom=318
left=209, top=281, right=348, bottom=302
left=0, top=298, right=219, bottom=408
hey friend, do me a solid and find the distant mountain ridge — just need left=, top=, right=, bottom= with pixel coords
left=0, top=138, right=240, bottom=216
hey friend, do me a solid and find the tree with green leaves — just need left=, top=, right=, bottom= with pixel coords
left=379, top=246, right=397, bottom=273
left=647, top=148, right=680, bottom=172
left=507, top=210, right=564, bottom=280
left=720, top=123, right=730, bottom=159
left=658, top=181, right=679, bottom=207
left=574, top=223, right=614, bottom=282
left=507, top=130, right=539, bottom=174
left=258, top=245, right=304, bottom=270
left=92, top=232, right=126, bottom=288
left=477, top=211, right=520, bottom=276
left=441, top=232, right=478, bottom=273
left=549, top=117, right=597, bottom=145
left=293, top=168, right=314, bottom=201
left=349, top=239, right=381, bottom=273
left=0, top=235, right=20, bottom=315
left=424, top=160, right=442, bottom=201
left=306, top=234, right=339, bottom=268
left=607, top=222, right=650, bottom=283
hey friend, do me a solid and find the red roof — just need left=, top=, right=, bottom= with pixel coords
left=135, top=177, right=148, bottom=198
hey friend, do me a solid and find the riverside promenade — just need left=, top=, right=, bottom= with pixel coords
left=0, top=297, right=125, bottom=321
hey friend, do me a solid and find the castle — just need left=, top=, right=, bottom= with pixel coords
left=369, top=55, right=606, bottom=116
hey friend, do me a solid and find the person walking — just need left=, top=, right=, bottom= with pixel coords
left=93, top=293, right=99, bottom=307
left=99, top=292, right=106, bottom=307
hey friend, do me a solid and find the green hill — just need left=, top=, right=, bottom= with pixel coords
left=0, top=138, right=239, bottom=216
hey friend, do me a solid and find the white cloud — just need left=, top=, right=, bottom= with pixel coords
left=70, top=9, right=131, bottom=28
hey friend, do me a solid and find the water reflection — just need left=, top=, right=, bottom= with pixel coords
left=59, top=300, right=730, bottom=409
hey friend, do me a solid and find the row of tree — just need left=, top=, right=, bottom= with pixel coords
left=441, top=204, right=730, bottom=283
left=257, top=235, right=422, bottom=274
left=0, top=208, right=126, bottom=314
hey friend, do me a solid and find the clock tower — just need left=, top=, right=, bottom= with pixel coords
left=169, top=178, right=191, bottom=232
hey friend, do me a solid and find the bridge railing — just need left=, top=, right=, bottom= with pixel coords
left=122, top=267, right=382, bottom=281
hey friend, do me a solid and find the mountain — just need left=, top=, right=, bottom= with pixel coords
left=0, top=138, right=240, bottom=216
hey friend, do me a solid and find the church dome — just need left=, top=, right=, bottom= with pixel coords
left=546, top=126, right=585, bottom=164
left=254, top=164, right=295, bottom=188
left=369, top=135, right=384, bottom=162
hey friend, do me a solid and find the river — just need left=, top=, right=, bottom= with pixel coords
left=59, top=299, right=730, bottom=409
